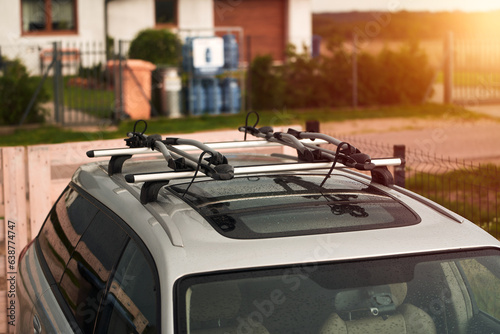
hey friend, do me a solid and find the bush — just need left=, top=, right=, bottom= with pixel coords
left=0, top=58, right=49, bottom=125
left=313, top=41, right=353, bottom=107
left=281, top=44, right=319, bottom=108
left=77, top=62, right=107, bottom=83
left=248, top=40, right=435, bottom=110
left=359, top=43, right=434, bottom=105
left=249, top=55, right=285, bottom=110
left=128, top=29, right=181, bottom=66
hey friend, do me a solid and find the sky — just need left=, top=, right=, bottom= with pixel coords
left=311, top=0, right=500, bottom=13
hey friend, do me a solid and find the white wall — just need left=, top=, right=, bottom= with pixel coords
left=177, top=0, right=213, bottom=30
left=108, top=0, right=155, bottom=42
left=0, top=0, right=41, bottom=72
left=288, top=0, right=312, bottom=53
left=78, top=0, right=106, bottom=41
left=0, top=0, right=105, bottom=74
left=0, top=0, right=22, bottom=45
left=176, top=0, right=214, bottom=41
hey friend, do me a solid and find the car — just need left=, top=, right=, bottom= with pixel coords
left=16, top=118, right=500, bottom=334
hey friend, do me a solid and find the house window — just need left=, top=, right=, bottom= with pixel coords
left=155, top=0, right=177, bottom=26
left=21, top=0, right=77, bottom=34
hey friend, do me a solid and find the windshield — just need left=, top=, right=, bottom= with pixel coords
left=177, top=249, right=500, bottom=334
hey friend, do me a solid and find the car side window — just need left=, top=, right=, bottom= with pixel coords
left=38, top=187, right=99, bottom=282
left=59, top=210, right=129, bottom=334
left=95, top=240, right=159, bottom=334
left=459, top=258, right=500, bottom=320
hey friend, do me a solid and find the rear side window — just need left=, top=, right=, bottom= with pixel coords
left=96, top=240, right=159, bottom=334
left=38, top=187, right=99, bottom=282
left=59, top=210, right=129, bottom=333
left=459, top=258, right=500, bottom=320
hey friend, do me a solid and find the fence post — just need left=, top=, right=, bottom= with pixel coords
left=52, top=41, right=66, bottom=124
left=352, top=33, right=358, bottom=109
left=52, top=42, right=60, bottom=123
left=394, top=145, right=406, bottom=188
left=444, top=31, right=454, bottom=104
left=306, top=120, right=320, bottom=132
left=118, top=40, right=124, bottom=121
left=246, top=35, right=252, bottom=112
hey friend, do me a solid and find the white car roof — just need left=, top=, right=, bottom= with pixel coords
left=73, top=156, right=500, bottom=283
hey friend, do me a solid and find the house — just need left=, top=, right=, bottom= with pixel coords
left=108, top=0, right=312, bottom=62
left=0, top=0, right=106, bottom=73
left=0, top=0, right=312, bottom=73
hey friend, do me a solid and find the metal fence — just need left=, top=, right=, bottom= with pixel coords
left=329, top=134, right=500, bottom=239
left=444, top=33, right=500, bottom=105
left=0, top=41, right=120, bottom=126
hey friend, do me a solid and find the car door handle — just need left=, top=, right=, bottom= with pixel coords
left=33, top=314, right=42, bottom=334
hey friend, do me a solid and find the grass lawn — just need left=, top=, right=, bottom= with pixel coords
left=0, top=103, right=486, bottom=147
left=406, top=164, right=500, bottom=238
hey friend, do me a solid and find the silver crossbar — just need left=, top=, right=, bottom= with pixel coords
left=125, top=158, right=404, bottom=183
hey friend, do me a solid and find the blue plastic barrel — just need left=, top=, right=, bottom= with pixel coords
left=312, top=35, right=322, bottom=58
left=223, top=34, right=239, bottom=69
left=221, top=78, right=241, bottom=114
left=204, top=78, right=222, bottom=115
left=189, top=78, right=205, bottom=116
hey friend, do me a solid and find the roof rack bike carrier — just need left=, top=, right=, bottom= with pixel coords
left=87, top=127, right=236, bottom=179
left=239, top=126, right=374, bottom=167
left=238, top=125, right=405, bottom=187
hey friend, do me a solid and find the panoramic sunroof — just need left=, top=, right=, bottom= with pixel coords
left=169, top=174, right=420, bottom=239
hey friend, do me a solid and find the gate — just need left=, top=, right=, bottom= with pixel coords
left=444, top=33, right=500, bottom=105
left=46, top=41, right=120, bottom=126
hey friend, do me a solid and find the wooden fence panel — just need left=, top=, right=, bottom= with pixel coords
left=0, top=149, right=3, bottom=334
left=2, top=147, right=28, bottom=334
left=0, top=152, right=4, bottom=223
left=0, top=291, right=5, bottom=334
left=0, top=222, right=4, bottom=334
left=27, top=146, right=51, bottom=241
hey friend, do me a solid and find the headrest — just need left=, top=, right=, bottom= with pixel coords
left=389, top=283, right=407, bottom=307
left=334, top=283, right=407, bottom=319
left=189, top=282, right=242, bottom=322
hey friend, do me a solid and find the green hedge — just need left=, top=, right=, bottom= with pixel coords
left=249, top=55, right=285, bottom=110
left=249, top=42, right=434, bottom=110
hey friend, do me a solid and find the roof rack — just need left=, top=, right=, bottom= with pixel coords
left=86, top=118, right=404, bottom=204
left=237, top=122, right=403, bottom=187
